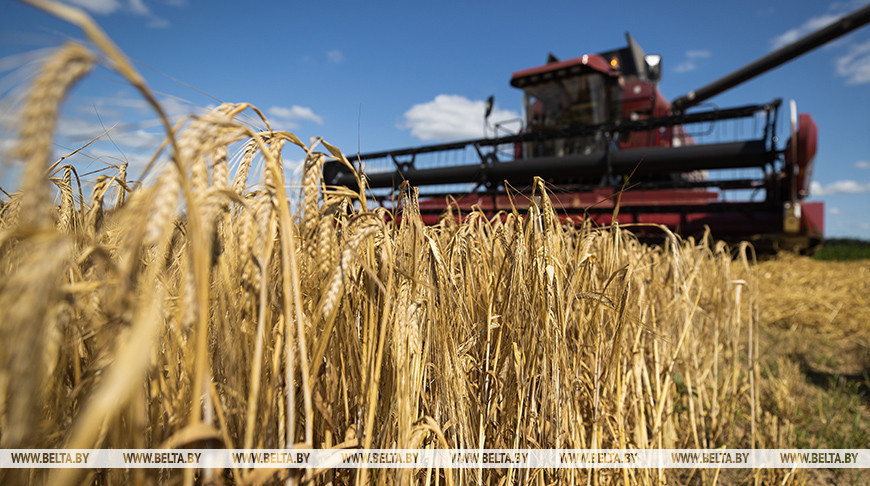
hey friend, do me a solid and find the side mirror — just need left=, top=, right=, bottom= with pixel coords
left=645, top=54, right=662, bottom=82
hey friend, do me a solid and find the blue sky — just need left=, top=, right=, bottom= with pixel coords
left=1, top=0, right=869, bottom=238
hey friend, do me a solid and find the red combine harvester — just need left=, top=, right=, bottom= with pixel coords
left=325, top=5, right=870, bottom=253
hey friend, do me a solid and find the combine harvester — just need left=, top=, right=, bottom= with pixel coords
left=325, top=4, right=870, bottom=253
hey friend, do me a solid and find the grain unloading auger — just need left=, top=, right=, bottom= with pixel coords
left=325, top=4, right=870, bottom=252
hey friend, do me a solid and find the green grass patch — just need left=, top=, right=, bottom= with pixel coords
left=813, top=238, right=870, bottom=261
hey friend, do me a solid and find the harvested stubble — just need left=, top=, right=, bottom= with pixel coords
left=1, top=4, right=802, bottom=486
left=752, top=255, right=870, bottom=459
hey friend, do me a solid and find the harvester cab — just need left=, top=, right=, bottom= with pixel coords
left=511, top=34, right=670, bottom=160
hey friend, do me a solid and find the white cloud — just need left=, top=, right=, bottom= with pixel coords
left=1, top=90, right=178, bottom=166
left=57, top=118, right=162, bottom=150
left=401, top=94, right=520, bottom=142
left=0, top=109, right=17, bottom=130
left=326, top=50, right=345, bottom=64
left=0, top=138, right=16, bottom=156
left=856, top=160, right=870, bottom=169
left=110, top=128, right=163, bottom=149
left=129, top=0, right=171, bottom=28
left=267, top=105, right=324, bottom=127
left=68, top=93, right=204, bottom=137
left=128, top=0, right=149, bottom=15
left=674, top=61, right=696, bottom=73
left=770, top=13, right=841, bottom=49
left=145, top=17, right=170, bottom=29
left=770, top=3, right=870, bottom=83
left=810, top=179, right=870, bottom=196
left=829, top=207, right=841, bottom=215
left=673, top=49, right=711, bottom=73
left=64, top=0, right=123, bottom=15
left=156, top=95, right=204, bottom=123
left=77, top=146, right=154, bottom=171
left=62, top=0, right=174, bottom=28
left=836, top=39, right=870, bottom=85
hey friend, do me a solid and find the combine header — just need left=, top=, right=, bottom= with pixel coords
left=325, top=4, right=870, bottom=252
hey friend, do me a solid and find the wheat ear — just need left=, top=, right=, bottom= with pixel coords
left=14, top=43, right=94, bottom=227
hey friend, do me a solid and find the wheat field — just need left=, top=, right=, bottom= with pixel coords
left=0, top=2, right=811, bottom=485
